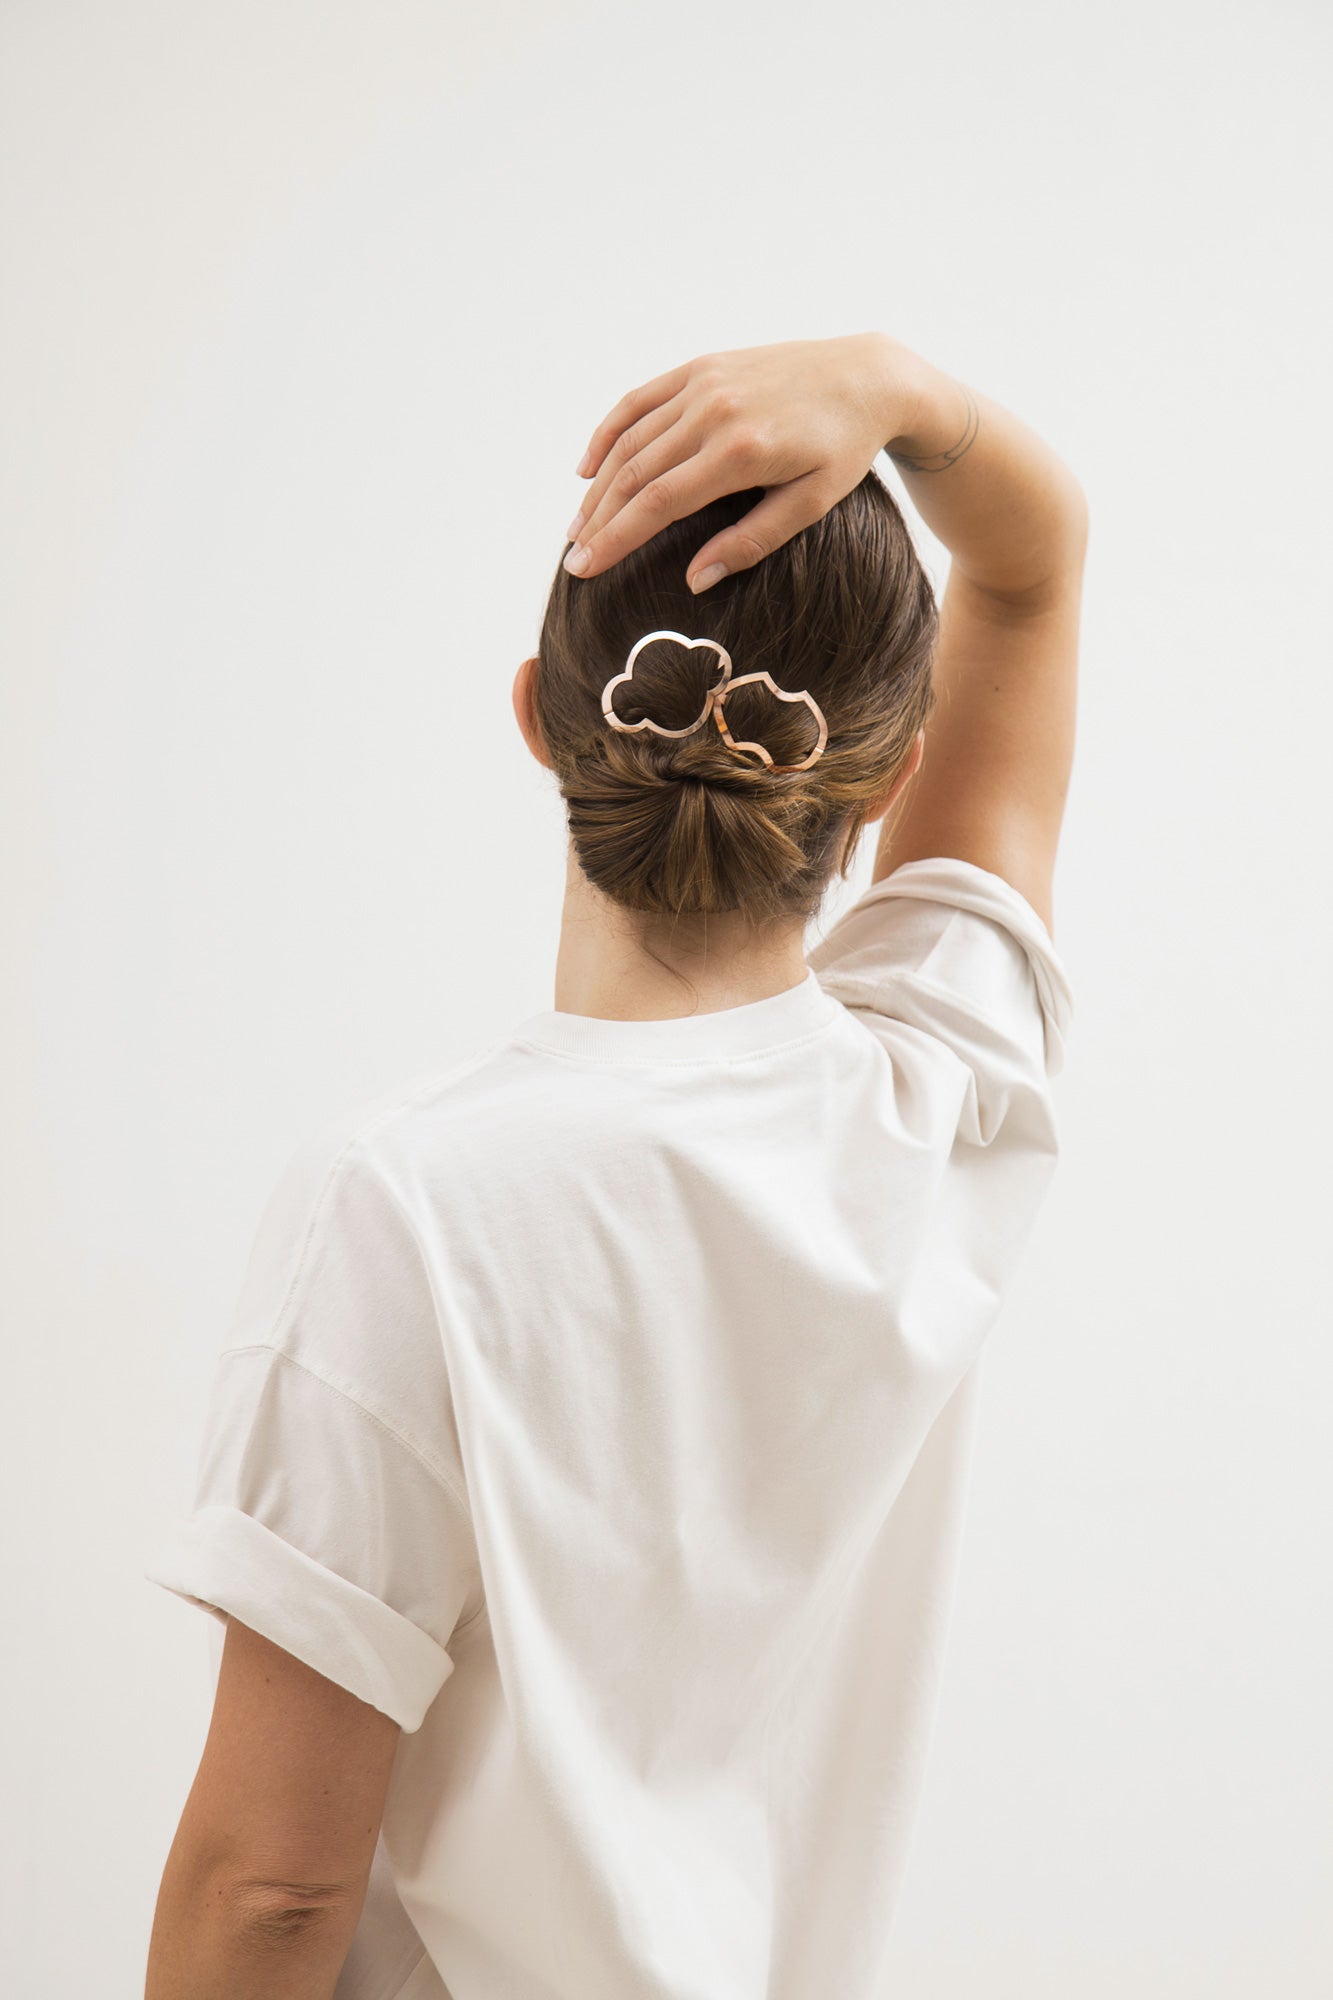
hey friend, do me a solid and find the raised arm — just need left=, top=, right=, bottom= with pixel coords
left=874, top=348, right=1087, bottom=935
left=566, top=331, right=1088, bottom=936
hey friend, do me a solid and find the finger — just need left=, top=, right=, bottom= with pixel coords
left=683, top=471, right=837, bottom=593
left=569, top=393, right=688, bottom=540
left=572, top=402, right=695, bottom=546
left=574, top=361, right=693, bottom=478
left=564, top=442, right=743, bottom=581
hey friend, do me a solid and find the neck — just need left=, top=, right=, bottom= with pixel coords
left=552, top=842, right=811, bottom=1022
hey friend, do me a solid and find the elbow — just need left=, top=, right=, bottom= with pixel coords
left=1006, top=480, right=1090, bottom=610
left=1051, top=462, right=1090, bottom=562
left=1062, top=475, right=1090, bottom=554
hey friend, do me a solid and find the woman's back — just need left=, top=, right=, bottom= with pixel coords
left=143, top=332, right=1086, bottom=2000
left=149, top=853, right=1071, bottom=1998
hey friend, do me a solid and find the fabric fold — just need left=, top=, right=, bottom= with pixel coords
left=145, top=1502, right=454, bottom=1733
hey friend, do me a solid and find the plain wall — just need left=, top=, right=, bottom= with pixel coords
left=2, top=1, right=1329, bottom=1993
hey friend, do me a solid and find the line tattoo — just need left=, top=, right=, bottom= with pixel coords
left=888, top=386, right=980, bottom=474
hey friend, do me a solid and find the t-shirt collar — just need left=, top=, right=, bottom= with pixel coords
left=510, top=967, right=842, bottom=1064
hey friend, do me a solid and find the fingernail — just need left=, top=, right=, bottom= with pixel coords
left=565, top=511, right=585, bottom=541
left=564, top=544, right=591, bottom=576
left=576, top=451, right=592, bottom=476
left=690, top=562, right=727, bottom=594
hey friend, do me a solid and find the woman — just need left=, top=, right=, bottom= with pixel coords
left=144, top=330, right=1087, bottom=1999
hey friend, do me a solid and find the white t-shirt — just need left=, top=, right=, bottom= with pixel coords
left=145, top=855, right=1074, bottom=2000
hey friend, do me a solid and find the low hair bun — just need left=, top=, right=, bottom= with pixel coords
left=535, top=472, right=938, bottom=926
left=561, top=730, right=834, bottom=921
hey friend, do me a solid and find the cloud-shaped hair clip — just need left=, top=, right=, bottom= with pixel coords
left=599, top=629, right=828, bottom=774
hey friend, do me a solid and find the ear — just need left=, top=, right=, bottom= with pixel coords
left=512, top=655, right=553, bottom=770
left=865, top=728, right=926, bottom=825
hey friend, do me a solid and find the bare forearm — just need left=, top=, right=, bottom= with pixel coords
left=145, top=1847, right=360, bottom=2000
left=876, top=335, right=1087, bottom=602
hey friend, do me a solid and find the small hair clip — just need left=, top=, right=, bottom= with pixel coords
left=600, top=628, right=828, bottom=774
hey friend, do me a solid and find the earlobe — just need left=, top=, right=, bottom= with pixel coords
left=892, top=730, right=926, bottom=803
left=867, top=730, right=926, bottom=823
left=513, top=656, right=553, bottom=770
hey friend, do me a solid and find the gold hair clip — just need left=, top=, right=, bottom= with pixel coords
left=599, top=628, right=828, bottom=774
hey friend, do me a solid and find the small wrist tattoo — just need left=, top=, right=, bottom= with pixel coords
left=889, top=386, right=979, bottom=473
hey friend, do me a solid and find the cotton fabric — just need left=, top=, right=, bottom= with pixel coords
left=145, top=855, right=1074, bottom=2000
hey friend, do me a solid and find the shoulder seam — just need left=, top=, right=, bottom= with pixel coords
left=260, top=1048, right=505, bottom=1363
left=265, top=1136, right=364, bottom=1359
left=220, top=1342, right=474, bottom=1529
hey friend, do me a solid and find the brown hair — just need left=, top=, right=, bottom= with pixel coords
left=533, top=470, right=938, bottom=930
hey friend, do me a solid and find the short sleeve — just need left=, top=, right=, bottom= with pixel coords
left=144, top=1124, right=484, bottom=1733
left=806, top=856, right=1074, bottom=1149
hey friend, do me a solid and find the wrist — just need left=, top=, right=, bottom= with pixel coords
left=882, top=348, right=978, bottom=471
left=859, top=332, right=933, bottom=453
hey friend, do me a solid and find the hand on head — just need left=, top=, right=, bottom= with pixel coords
left=563, top=333, right=920, bottom=595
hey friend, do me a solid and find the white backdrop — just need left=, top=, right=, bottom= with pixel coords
left=3, top=2, right=1329, bottom=1994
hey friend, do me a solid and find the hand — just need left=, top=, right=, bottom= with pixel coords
left=564, top=332, right=922, bottom=593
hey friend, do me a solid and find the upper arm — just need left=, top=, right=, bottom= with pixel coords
left=874, top=509, right=1088, bottom=939
left=174, top=1614, right=400, bottom=1902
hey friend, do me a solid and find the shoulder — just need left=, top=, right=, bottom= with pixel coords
left=807, top=856, right=1075, bottom=1150
left=277, top=1039, right=519, bottom=1207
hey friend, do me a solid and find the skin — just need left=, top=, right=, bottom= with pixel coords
left=531, top=331, right=1086, bottom=1020
left=512, top=660, right=923, bottom=1020
left=144, top=1617, right=400, bottom=1998
left=143, top=331, right=1085, bottom=1994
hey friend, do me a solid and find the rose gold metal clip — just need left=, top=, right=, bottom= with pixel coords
left=600, top=629, right=827, bottom=773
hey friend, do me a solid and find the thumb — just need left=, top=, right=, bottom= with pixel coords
left=686, top=470, right=834, bottom=594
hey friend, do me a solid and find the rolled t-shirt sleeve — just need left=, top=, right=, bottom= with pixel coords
left=806, top=856, right=1074, bottom=1149
left=144, top=1124, right=484, bottom=1734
